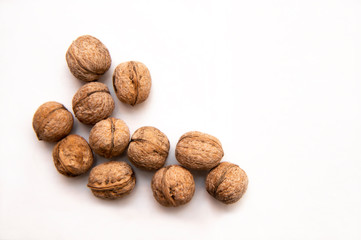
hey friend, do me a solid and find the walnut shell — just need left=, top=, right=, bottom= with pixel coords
left=175, top=131, right=224, bottom=170
left=72, top=82, right=115, bottom=125
left=87, top=161, right=136, bottom=200
left=206, top=162, right=248, bottom=204
left=89, top=118, right=130, bottom=158
left=66, top=35, right=111, bottom=82
left=112, top=61, right=151, bottom=106
left=151, top=165, right=195, bottom=207
left=128, top=126, right=170, bottom=171
left=52, top=134, right=93, bottom=177
left=32, top=101, right=73, bottom=142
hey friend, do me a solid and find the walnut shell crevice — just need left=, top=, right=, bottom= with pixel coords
left=32, top=101, right=73, bottom=142
left=127, top=126, right=170, bottom=170
left=87, top=161, right=136, bottom=200
left=151, top=165, right=195, bottom=207
left=66, top=35, right=111, bottom=82
left=206, top=162, right=248, bottom=204
left=113, top=61, right=151, bottom=106
left=175, top=131, right=224, bottom=170
left=52, top=134, right=94, bottom=177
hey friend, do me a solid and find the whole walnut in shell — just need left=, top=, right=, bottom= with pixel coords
left=128, top=126, right=170, bottom=170
left=175, top=131, right=224, bottom=170
left=151, top=165, right=195, bottom=207
left=206, top=162, right=248, bottom=204
left=113, top=61, right=151, bottom=106
left=87, top=161, right=136, bottom=200
left=72, top=82, right=114, bottom=125
left=52, top=134, right=93, bottom=177
left=66, top=35, right=111, bottom=82
left=89, top=118, right=130, bottom=158
left=32, top=101, right=73, bottom=142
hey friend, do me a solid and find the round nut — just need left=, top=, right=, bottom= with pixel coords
left=32, top=101, right=73, bottom=142
left=87, top=161, right=136, bottom=200
left=72, top=82, right=114, bottom=125
left=89, top=118, right=130, bottom=158
left=52, top=134, right=93, bottom=177
left=128, top=126, right=170, bottom=170
left=112, top=61, right=151, bottom=106
left=151, top=165, right=195, bottom=207
left=206, top=162, right=248, bottom=204
left=175, top=131, right=224, bottom=170
left=66, top=35, right=111, bottom=82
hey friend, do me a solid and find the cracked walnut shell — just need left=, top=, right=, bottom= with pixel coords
left=206, top=162, right=248, bottom=204
left=113, top=61, right=151, bottom=106
left=128, top=126, right=170, bottom=171
left=72, top=82, right=115, bottom=125
left=32, top=101, right=73, bottom=142
left=89, top=118, right=130, bottom=158
left=66, top=35, right=111, bottom=82
left=175, top=131, right=224, bottom=170
left=52, top=134, right=93, bottom=177
left=151, top=165, right=195, bottom=207
left=87, top=161, right=136, bottom=200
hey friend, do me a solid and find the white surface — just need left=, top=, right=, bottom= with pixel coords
left=1, top=0, right=361, bottom=239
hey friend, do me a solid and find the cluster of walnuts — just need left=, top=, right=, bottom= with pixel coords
left=32, top=35, right=248, bottom=207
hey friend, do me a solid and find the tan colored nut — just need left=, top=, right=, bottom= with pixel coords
left=89, top=118, right=130, bottom=158
left=66, top=35, right=111, bottom=82
left=87, top=161, right=136, bottom=200
left=206, top=162, right=248, bottom=204
left=128, top=126, right=170, bottom=171
left=32, top=101, right=73, bottom=142
left=52, top=134, right=93, bottom=177
left=72, top=82, right=114, bottom=125
left=151, top=165, right=195, bottom=207
left=112, top=61, right=151, bottom=106
left=175, top=131, right=224, bottom=170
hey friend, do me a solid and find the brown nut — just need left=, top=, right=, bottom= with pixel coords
left=89, top=118, right=130, bottom=158
left=32, top=101, right=73, bottom=142
left=151, top=165, right=195, bottom=207
left=66, top=35, right=111, bottom=82
left=112, top=61, right=151, bottom=106
left=175, top=131, right=224, bottom=170
left=206, top=162, right=248, bottom=204
left=72, top=82, right=115, bottom=125
left=128, top=126, right=170, bottom=171
left=87, top=161, right=136, bottom=200
left=52, top=134, right=93, bottom=177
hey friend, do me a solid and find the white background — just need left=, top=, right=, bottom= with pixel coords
left=1, top=0, right=361, bottom=239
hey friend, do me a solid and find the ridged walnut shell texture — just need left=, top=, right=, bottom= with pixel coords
left=206, top=162, right=248, bottom=204
left=52, top=134, right=93, bottom=177
left=113, top=61, right=151, bottom=106
left=32, top=101, right=73, bottom=142
left=87, top=161, right=136, bottom=200
left=89, top=118, right=130, bottom=158
left=175, top=131, right=224, bottom=170
left=72, top=82, right=115, bottom=125
left=66, top=35, right=111, bottom=82
left=128, top=126, right=170, bottom=171
left=151, top=165, right=195, bottom=207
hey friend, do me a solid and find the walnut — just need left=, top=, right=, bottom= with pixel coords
left=206, top=162, right=248, bottom=204
left=89, top=118, right=130, bottom=158
left=87, top=161, right=136, bottom=200
left=52, top=134, right=93, bottom=177
left=151, top=165, right=195, bottom=207
left=66, top=35, right=111, bottom=82
left=32, top=101, right=73, bottom=142
left=175, top=131, right=224, bottom=170
left=112, top=61, right=151, bottom=106
left=127, top=126, right=170, bottom=170
left=72, top=82, right=114, bottom=125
